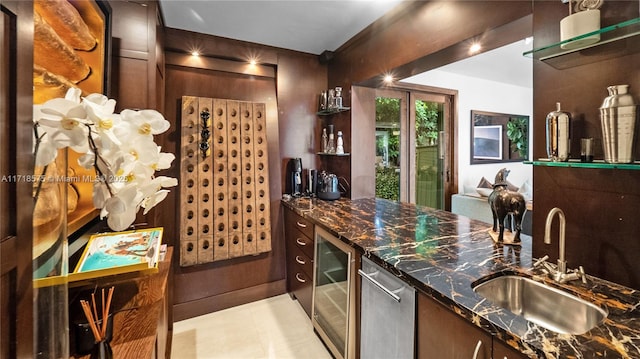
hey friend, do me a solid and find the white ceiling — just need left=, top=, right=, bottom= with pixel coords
left=159, top=0, right=404, bottom=55
left=402, top=39, right=533, bottom=88
left=159, top=0, right=532, bottom=88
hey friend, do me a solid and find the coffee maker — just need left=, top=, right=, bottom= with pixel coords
left=285, top=158, right=303, bottom=196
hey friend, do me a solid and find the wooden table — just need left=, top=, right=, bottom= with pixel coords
left=71, top=247, right=172, bottom=359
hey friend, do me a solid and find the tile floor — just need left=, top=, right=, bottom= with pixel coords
left=171, top=294, right=333, bottom=358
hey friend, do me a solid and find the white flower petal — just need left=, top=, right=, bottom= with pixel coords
left=64, top=88, right=82, bottom=103
left=142, top=190, right=169, bottom=215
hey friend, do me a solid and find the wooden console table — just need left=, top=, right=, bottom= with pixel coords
left=70, top=247, right=173, bottom=359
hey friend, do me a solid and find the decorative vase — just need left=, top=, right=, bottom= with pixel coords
left=90, top=340, right=113, bottom=359
left=33, top=157, right=70, bottom=359
left=560, top=10, right=601, bottom=50
left=600, top=85, right=638, bottom=163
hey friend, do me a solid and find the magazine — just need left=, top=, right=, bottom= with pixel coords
left=70, top=227, right=163, bottom=282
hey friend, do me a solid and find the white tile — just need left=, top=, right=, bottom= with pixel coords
left=172, top=294, right=332, bottom=359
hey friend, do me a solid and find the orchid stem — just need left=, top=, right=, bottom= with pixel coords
left=86, top=124, right=115, bottom=196
left=32, top=123, right=48, bottom=204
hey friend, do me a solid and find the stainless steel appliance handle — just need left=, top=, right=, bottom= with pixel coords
left=358, top=269, right=401, bottom=303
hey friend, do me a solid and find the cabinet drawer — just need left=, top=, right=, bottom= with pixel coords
left=288, top=263, right=313, bottom=317
left=289, top=227, right=314, bottom=259
left=288, top=240, right=314, bottom=278
left=285, top=210, right=314, bottom=239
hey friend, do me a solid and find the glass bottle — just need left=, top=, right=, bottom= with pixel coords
left=322, top=128, right=328, bottom=153
left=327, top=125, right=336, bottom=154
left=336, top=130, right=344, bottom=154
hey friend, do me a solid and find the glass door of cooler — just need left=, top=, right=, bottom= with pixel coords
left=312, top=226, right=353, bottom=359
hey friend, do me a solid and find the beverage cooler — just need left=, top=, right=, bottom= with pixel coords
left=312, top=226, right=357, bottom=359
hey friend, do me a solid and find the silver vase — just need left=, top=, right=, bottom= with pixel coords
left=600, top=85, right=637, bottom=163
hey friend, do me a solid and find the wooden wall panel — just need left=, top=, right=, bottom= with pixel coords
left=163, top=28, right=326, bottom=319
left=531, top=1, right=640, bottom=289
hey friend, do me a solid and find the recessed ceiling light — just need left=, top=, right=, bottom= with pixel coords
left=469, top=43, right=481, bottom=54
left=191, top=51, right=200, bottom=57
left=383, top=74, right=394, bottom=83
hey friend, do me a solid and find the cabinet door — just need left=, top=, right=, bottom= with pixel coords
left=493, top=339, right=529, bottom=359
left=417, top=292, right=491, bottom=359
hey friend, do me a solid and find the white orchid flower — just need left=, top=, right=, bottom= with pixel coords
left=102, top=185, right=141, bottom=231
left=35, top=93, right=90, bottom=154
left=92, top=181, right=111, bottom=209
left=33, top=89, right=178, bottom=231
left=154, top=149, right=175, bottom=171
left=83, top=94, right=122, bottom=148
left=120, top=109, right=170, bottom=136
left=142, top=189, right=170, bottom=215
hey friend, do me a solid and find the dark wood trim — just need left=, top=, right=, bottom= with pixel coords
left=173, top=279, right=287, bottom=321
left=165, top=51, right=276, bottom=78
left=357, top=14, right=533, bottom=87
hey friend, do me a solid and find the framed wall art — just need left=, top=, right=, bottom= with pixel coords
left=470, top=110, right=529, bottom=164
left=33, top=0, right=112, bottom=235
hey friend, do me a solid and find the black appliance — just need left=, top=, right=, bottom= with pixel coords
left=286, top=158, right=303, bottom=196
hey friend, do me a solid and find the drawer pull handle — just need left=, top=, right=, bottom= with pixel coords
left=296, top=221, right=307, bottom=228
left=472, top=340, right=482, bottom=359
left=295, top=256, right=306, bottom=265
left=358, top=269, right=401, bottom=302
left=295, top=273, right=306, bottom=283
left=296, top=238, right=306, bottom=246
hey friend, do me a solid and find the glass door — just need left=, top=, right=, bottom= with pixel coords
left=410, top=92, right=449, bottom=209
left=374, top=88, right=453, bottom=209
left=375, top=90, right=406, bottom=202
left=312, top=227, right=355, bottom=359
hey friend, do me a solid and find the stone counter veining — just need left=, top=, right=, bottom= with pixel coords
left=282, top=197, right=640, bottom=358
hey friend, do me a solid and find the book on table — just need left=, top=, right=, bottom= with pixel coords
left=69, top=227, right=164, bottom=282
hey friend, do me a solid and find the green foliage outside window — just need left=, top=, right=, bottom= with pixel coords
left=375, top=167, right=400, bottom=201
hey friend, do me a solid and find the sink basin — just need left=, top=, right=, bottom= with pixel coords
left=472, top=274, right=607, bottom=335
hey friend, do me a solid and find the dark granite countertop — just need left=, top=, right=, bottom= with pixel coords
left=282, top=197, right=640, bottom=358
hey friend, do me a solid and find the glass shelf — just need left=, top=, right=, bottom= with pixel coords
left=317, top=152, right=350, bottom=157
left=526, top=159, right=640, bottom=170
left=317, top=107, right=350, bottom=116
left=523, top=17, right=640, bottom=61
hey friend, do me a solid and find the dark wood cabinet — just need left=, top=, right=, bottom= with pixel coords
left=417, top=292, right=492, bottom=359
left=493, top=339, right=530, bottom=359
left=284, top=207, right=314, bottom=317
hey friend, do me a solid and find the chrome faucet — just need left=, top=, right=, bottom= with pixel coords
left=534, top=207, right=587, bottom=284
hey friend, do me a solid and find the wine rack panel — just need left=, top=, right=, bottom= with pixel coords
left=179, top=96, right=271, bottom=266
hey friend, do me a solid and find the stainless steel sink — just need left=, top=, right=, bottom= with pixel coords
left=473, top=274, right=607, bottom=335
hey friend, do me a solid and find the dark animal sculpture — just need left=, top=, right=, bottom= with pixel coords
left=488, top=168, right=526, bottom=243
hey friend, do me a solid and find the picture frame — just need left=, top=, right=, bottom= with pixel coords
left=33, top=0, right=112, bottom=235
left=470, top=110, right=529, bottom=164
